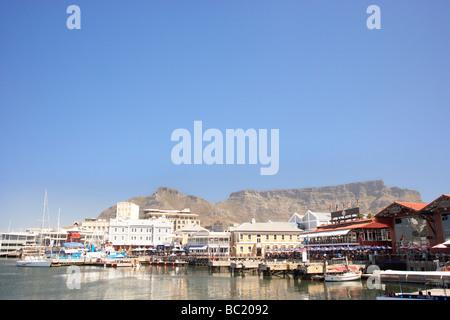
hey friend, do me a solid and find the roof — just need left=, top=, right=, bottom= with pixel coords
left=304, top=210, right=331, bottom=220
left=303, top=219, right=389, bottom=236
left=234, top=221, right=302, bottom=232
left=394, top=202, right=428, bottom=211
left=421, top=194, right=450, bottom=213
left=376, top=201, right=428, bottom=218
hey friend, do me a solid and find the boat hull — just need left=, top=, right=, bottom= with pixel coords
left=324, top=272, right=361, bottom=282
left=16, top=260, right=52, bottom=267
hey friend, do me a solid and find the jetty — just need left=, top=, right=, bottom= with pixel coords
left=379, top=270, right=450, bottom=285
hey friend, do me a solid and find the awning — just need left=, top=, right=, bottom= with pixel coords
left=189, top=245, right=207, bottom=250
left=300, top=229, right=352, bottom=238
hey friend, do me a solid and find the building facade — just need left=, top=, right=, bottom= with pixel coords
left=230, top=219, right=303, bottom=257
left=81, top=218, right=109, bottom=234
left=116, top=202, right=140, bottom=220
left=300, top=219, right=392, bottom=250
left=143, top=208, right=201, bottom=231
left=375, top=194, right=450, bottom=253
left=289, top=210, right=332, bottom=232
left=109, top=215, right=173, bottom=249
left=0, top=232, right=36, bottom=256
left=186, top=230, right=231, bottom=256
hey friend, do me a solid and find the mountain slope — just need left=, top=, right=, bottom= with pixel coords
left=98, top=180, right=422, bottom=226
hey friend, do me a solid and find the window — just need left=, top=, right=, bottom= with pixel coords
left=266, top=235, right=269, bottom=241
left=248, top=234, right=251, bottom=240
left=274, top=235, right=277, bottom=241
left=281, top=235, right=285, bottom=241
left=240, top=246, right=243, bottom=253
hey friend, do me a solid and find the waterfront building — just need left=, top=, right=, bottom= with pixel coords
left=0, top=232, right=36, bottom=256
left=173, top=223, right=209, bottom=247
left=300, top=218, right=392, bottom=250
left=143, top=208, right=201, bottom=231
left=375, top=194, right=450, bottom=253
left=81, top=218, right=109, bottom=234
left=116, top=201, right=139, bottom=220
left=109, top=215, right=173, bottom=249
left=230, top=219, right=303, bottom=257
left=186, top=230, right=232, bottom=256
left=289, top=210, right=331, bottom=231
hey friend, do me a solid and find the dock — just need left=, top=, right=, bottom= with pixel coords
left=380, top=270, right=450, bottom=285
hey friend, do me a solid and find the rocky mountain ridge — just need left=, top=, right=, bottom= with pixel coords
left=98, top=180, right=423, bottom=227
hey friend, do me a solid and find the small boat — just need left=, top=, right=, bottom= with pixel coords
left=377, top=288, right=449, bottom=301
left=16, top=255, right=52, bottom=267
left=324, top=271, right=361, bottom=282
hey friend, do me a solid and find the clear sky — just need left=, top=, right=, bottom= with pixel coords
left=1, top=1, right=449, bottom=231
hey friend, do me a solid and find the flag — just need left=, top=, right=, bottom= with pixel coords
left=356, top=199, right=359, bottom=207
left=347, top=201, right=351, bottom=208
left=329, top=205, right=332, bottom=212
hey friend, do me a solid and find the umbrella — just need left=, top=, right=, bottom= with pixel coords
left=432, top=243, right=448, bottom=249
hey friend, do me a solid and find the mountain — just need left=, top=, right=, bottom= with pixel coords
left=97, top=180, right=422, bottom=227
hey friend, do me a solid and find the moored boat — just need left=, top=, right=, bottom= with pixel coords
left=324, top=271, right=361, bottom=282
left=16, top=255, right=52, bottom=267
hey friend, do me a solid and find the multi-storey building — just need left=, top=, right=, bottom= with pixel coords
left=81, top=218, right=109, bottom=234
left=143, top=208, right=200, bottom=231
left=0, top=232, right=36, bottom=256
left=186, top=230, right=232, bottom=256
left=230, top=219, right=303, bottom=257
left=116, top=201, right=139, bottom=220
left=109, top=215, right=173, bottom=249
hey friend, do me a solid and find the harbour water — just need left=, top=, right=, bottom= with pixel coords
left=0, top=258, right=422, bottom=300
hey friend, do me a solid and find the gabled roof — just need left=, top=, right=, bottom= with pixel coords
left=395, top=202, right=428, bottom=211
left=421, top=194, right=450, bottom=213
left=304, top=219, right=389, bottom=235
left=375, top=201, right=428, bottom=218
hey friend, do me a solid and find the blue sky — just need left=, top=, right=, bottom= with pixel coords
left=1, top=1, right=449, bottom=230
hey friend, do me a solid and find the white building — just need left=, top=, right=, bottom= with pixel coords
left=288, top=210, right=331, bottom=232
left=109, top=215, right=173, bottom=249
left=143, top=208, right=201, bottom=231
left=81, top=218, right=109, bottom=234
left=0, top=232, right=36, bottom=256
left=116, top=201, right=140, bottom=220
left=186, top=230, right=232, bottom=256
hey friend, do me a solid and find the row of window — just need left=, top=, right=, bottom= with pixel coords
left=112, top=235, right=166, bottom=242
left=111, top=227, right=170, bottom=233
left=239, top=234, right=297, bottom=242
left=238, top=244, right=296, bottom=253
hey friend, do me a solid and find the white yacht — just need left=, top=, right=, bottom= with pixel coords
left=16, top=255, right=52, bottom=267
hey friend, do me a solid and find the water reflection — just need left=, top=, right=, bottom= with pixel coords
left=0, top=259, right=421, bottom=300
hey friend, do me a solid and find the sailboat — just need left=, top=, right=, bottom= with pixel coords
left=16, top=190, right=52, bottom=267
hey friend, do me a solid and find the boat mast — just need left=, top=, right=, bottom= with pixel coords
left=40, top=189, right=47, bottom=246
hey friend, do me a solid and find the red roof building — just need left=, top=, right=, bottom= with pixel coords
left=375, top=194, right=450, bottom=253
left=300, top=218, right=392, bottom=250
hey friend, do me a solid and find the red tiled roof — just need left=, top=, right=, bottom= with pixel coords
left=307, top=219, right=389, bottom=234
left=395, top=202, right=428, bottom=211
